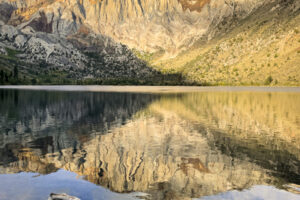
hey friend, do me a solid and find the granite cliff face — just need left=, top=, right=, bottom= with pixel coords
left=0, top=0, right=299, bottom=85
left=1, top=0, right=265, bottom=54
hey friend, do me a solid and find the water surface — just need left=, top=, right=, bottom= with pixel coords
left=0, top=86, right=299, bottom=200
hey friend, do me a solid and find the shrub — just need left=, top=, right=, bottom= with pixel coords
left=265, top=76, right=273, bottom=85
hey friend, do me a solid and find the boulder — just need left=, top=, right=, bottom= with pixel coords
left=0, top=45, right=7, bottom=55
left=14, top=34, right=27, bottom=48
left=21, top=26, right=36, bottom=35
left=48, top=193, right=80, bottom=200
left=0, top=25, right=18, bottom=41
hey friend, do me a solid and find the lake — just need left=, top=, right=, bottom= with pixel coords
left=0, top=86, right=299, bottom=200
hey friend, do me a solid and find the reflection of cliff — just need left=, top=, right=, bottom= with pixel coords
left=79, top=114, right=275, bottom=199
left=0, top=91, right=299, bottom=199
left=147, top=92, right=300, bottom=182
left=161, top=92, right=300, bottom=149
left=0, top=112, right=274, bottom=199
left=0, top=90, right=157, bottom=165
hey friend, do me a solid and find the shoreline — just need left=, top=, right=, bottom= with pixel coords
left=1, top=85, right=300, bottom=93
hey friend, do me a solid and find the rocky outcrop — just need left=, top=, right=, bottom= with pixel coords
left=0, top=18, right=156, bottom=80
left=0, top=42, right=7, bottom=54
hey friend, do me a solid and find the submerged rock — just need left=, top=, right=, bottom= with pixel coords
left=48, top=193, right=80, bottom=200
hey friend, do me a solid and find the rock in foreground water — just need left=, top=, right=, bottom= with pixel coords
left=48, top=193, right=80, bottom=200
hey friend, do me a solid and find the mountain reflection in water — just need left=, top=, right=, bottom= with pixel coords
left=0, top=88, right=299, bottom=200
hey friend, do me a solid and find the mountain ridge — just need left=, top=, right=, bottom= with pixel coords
left=0, top=0, right=299, bottom=85
left=1, top=0, right=265, bottom=54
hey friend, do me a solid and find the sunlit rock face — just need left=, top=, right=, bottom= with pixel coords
left=0, top=90, right=299, bottom=199
left=1, top=0, right=265, bottom=55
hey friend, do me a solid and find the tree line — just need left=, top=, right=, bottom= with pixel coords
left=0, top=66, right=20, bottom=84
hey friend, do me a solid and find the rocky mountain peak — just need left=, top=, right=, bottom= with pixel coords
left=1, top=0, right=265, bottom=55
left=0, top=0, right=299, bottom=85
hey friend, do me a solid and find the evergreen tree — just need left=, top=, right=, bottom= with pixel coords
left=31, top=78, right=37, bottom=85
left=0, top=70, right=4, bottom=83
left=14, top=66, right=18, bottom=79
left=5, top=72, right=8, bottom=82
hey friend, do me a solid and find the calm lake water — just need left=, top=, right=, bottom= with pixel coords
left=0, top=86, right=299, bottom=200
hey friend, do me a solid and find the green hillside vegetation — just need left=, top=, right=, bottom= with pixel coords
left=139, top=2, right=300, bottom=86
left=0, top=47, right=187, bottom=86
left=0, top=48, right=78, bottom=85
